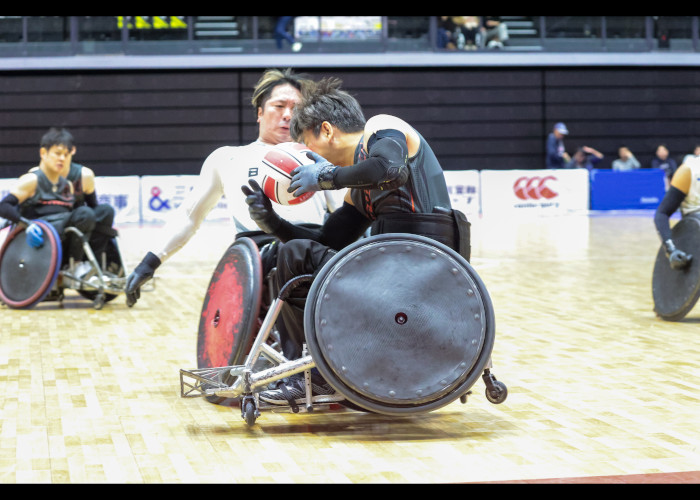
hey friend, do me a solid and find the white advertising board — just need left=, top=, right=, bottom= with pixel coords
left=480, top=169, right=589, bottom=215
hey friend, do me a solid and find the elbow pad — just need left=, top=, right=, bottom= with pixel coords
left=333, top=129, right=410, bottom=190
left=0, top=193, right=22, bottom=223
left=368, top=129, right=410, bottom=190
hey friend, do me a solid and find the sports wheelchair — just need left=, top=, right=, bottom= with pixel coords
left=180, top=233, right=507, bottom=426
left=0, top=218, right=129, bottom=310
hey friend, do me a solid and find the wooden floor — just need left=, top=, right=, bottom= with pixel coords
left=1, top=212, right=699, bottom=484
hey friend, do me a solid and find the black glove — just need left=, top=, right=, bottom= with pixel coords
left=664, top=239, right=693, bottom=270
left=241, top=179, right=282, bottom=234
left=125, top=251, right=161, bottom=307
left=287, top=151, right=338, bottom=197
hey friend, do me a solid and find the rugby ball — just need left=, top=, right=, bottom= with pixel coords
left=258, top=142, right=315, bottom=205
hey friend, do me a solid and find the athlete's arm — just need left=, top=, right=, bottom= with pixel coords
left=81, top=167, right=99, bottom=208
left=125, top=149, right=227, bottom=307
left=654, top=164, right=693, bottom=269
left=332, top=115, right=420, bottom=191
left=151, top=149, right=226, bottom=263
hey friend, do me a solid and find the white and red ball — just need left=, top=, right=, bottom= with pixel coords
left=257, top=142, right=315, bottom=206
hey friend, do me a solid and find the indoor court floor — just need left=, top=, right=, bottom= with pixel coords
left=1, top=211, right=699, bottom=484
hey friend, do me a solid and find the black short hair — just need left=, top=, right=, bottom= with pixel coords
left=40, top=127, right=74, bottom=150
left=290, top=77, right=366, bottom=142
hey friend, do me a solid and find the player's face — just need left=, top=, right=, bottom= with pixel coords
left=257, top=83, right=301, bottom=145
left=40, top=144, right=74, bottom=175
left=301, top=129, right=334, bottom=162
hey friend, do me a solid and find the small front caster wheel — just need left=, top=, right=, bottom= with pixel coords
left=485, top=381, right=508, bottom=404
left=244, top=400, right=258, bottom=426
left=93, top=294, right=105, bottom=310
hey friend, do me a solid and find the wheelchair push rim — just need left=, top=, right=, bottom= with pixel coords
left=0, top=220, right=62, bottom=309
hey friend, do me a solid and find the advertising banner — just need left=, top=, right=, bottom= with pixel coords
left=443, top=169, right=481, bottom=217
left=589, top=168, right=666, bottom=210
left=140, top=175, right=229, bottom=223
left=480, top=169, right=589, bottom=215
left=94, top=176, right=140, bottom=224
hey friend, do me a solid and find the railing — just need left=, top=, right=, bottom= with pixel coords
left=0, top=16, right=697, bottom=59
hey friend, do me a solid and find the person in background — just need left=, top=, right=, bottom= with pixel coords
left=651, top=144, right=678, bottom=188
left=274, top=16, right=302, bottom=52
left=681, top=144, right=700, bottom=165
left=0, top=128, right=95, bottom=262
left=27, top=128, right=115, bottom=264
left=566, top=146, right=604, bottom=170
left=546, top=122, right=570, bottom=169
left=612, top=146, right=641, bottom=171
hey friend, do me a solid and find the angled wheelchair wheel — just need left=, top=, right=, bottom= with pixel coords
left=0, top=220, right=62, bottom=309
left=652, top=214, right=700, bottom=321
left=304, top=233, right=496, bottom=415
left=197, top=237, right=263, bottom=404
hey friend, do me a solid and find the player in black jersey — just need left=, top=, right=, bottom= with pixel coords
left=0, top=128, right=98, bottom=262
left=241, top=77, right=470, bottom=406
left=26, top=128, right=116, bottom=263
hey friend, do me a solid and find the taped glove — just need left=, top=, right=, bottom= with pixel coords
left=664, top=239, right=693, bottom=270
left=287, top=151, right=338, bottom=197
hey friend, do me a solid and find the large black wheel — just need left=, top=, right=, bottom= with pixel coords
left=304, top=233, right=496, bottom=416
left=0, top=220, right=62, bottom=309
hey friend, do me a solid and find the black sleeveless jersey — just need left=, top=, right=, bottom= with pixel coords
left=20, top=169, right=74, bottom=219
left=350, top=131, right=451, bottom=220
left=65, top=163, right=85, bottom=206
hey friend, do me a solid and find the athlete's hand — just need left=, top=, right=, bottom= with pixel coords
left=25, top=223, right=44, bottom=249
left=287, top=151, right=338, bottom=197
left=241, top=179, right=281, bottom=233
left=125, top=252, right=161, bottom=307
left=664, top=239, right=693, bottom=270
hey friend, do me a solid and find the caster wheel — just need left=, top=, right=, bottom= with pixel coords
left=93, top=294, right=105, bottom=310
left=485, top=381, right=507, bottom=404
left=243, top=400, right=258, bottom=426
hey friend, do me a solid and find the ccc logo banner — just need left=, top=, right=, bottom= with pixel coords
left=513, top=175, right=558, bottom=200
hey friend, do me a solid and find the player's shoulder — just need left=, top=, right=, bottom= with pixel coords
left=207, top=142, right=270, bottom=162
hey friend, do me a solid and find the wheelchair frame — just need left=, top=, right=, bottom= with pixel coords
left=180, top=234, right=507, bottom=427
left=0, top=220, right=136, bottom=310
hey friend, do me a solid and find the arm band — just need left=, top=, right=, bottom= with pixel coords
left=84, top=191, right=98, bottom=208
left=0, top=193, right=21, bottom=223
left=333, top=129, right=409, bottom=190
left=654, top=186, right=686, bottom=242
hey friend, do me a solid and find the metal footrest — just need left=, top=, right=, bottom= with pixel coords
left=179, top=365, right=243, bottom=398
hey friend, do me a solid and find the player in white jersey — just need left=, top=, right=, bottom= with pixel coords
left=654, top=156, right=700, bottom=269
left=125, top=69, right=334, bottom=306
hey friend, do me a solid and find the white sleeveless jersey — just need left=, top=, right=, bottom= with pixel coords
left=680, top=157, right=700, bottom=216
left=153, top=141, right=338, bottom=262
